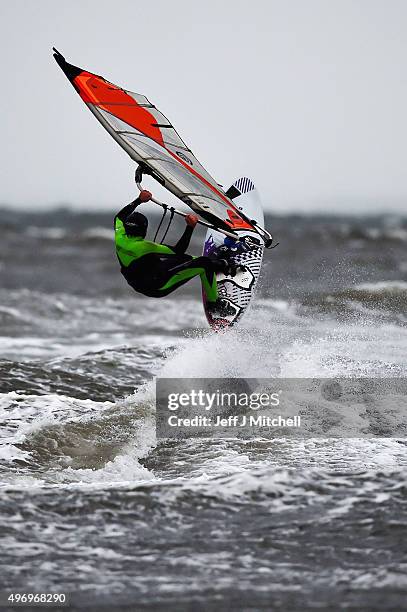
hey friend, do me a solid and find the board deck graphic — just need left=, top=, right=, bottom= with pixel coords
left=203, top=178, right=265, bottom=330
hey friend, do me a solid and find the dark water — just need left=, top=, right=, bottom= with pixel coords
left=0, top=208, right=406, bottom=611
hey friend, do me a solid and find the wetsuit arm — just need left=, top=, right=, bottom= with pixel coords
left=115, top=197, right=142, bottom=224
left=169, top=225, right=194, bottom=254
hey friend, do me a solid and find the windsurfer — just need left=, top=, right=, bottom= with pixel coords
left=114, top=190, right=238, bottom=317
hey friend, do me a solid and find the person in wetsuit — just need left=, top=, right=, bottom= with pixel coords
left=114, top=190, right=237, bottom=317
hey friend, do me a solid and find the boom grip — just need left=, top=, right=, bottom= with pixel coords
left=134, top=164, right=275, bottom=248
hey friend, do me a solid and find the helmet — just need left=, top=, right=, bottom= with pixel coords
left=124, top=212, right=148, bottom=237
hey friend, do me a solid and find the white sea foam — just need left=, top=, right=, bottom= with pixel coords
left=0, top=386, right=157, bottom=488
left=355, top=280, right=407, bottom=292
left=1, top=295, right=406, bottom=491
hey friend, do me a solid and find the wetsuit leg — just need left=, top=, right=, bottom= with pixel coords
left=123, top=254, right=219, bottom=301
left=159, top=256, right=218, bottom=302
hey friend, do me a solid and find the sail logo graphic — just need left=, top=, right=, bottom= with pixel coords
left=176, top=151, right=193, bottom=166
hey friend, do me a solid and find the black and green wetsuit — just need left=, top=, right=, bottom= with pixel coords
left=114, top=200, right=219, bottom=302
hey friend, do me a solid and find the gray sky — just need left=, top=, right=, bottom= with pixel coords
left=1, top=0, right=407, bottom=212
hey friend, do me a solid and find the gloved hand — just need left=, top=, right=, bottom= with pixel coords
left=139, top=190, right=152, bottom=203
left=185, top=214, right=199, bottom=228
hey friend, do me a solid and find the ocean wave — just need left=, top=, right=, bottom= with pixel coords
left=0, top=385, right=155, bottom=482
left=355, top=281, right=407, bottom=292
left=0, top=290, right=202, bottom=360
left=26, top=226, right=67, bottom=239
left=82, top=227, right=113, bottom=240
left=24, top=226, right=113, bottom=242
left=0, top=305, right=30, bottom=323
left=325, top=223, right=407, bottom=243
left=361, top=227, right=407, bottom=242
left=331, top=283, right=407, bottom=314
left=299, top=281, right=407, bottom=323
left=178, top=461, right=407, bottom=507
left=0, top=344, right=165, bottom=401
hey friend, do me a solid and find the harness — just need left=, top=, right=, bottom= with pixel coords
left=153, top=205, right=175, bottom=244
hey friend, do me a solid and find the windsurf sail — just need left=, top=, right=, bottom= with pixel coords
left=53, top=49, right=272, bottom=244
